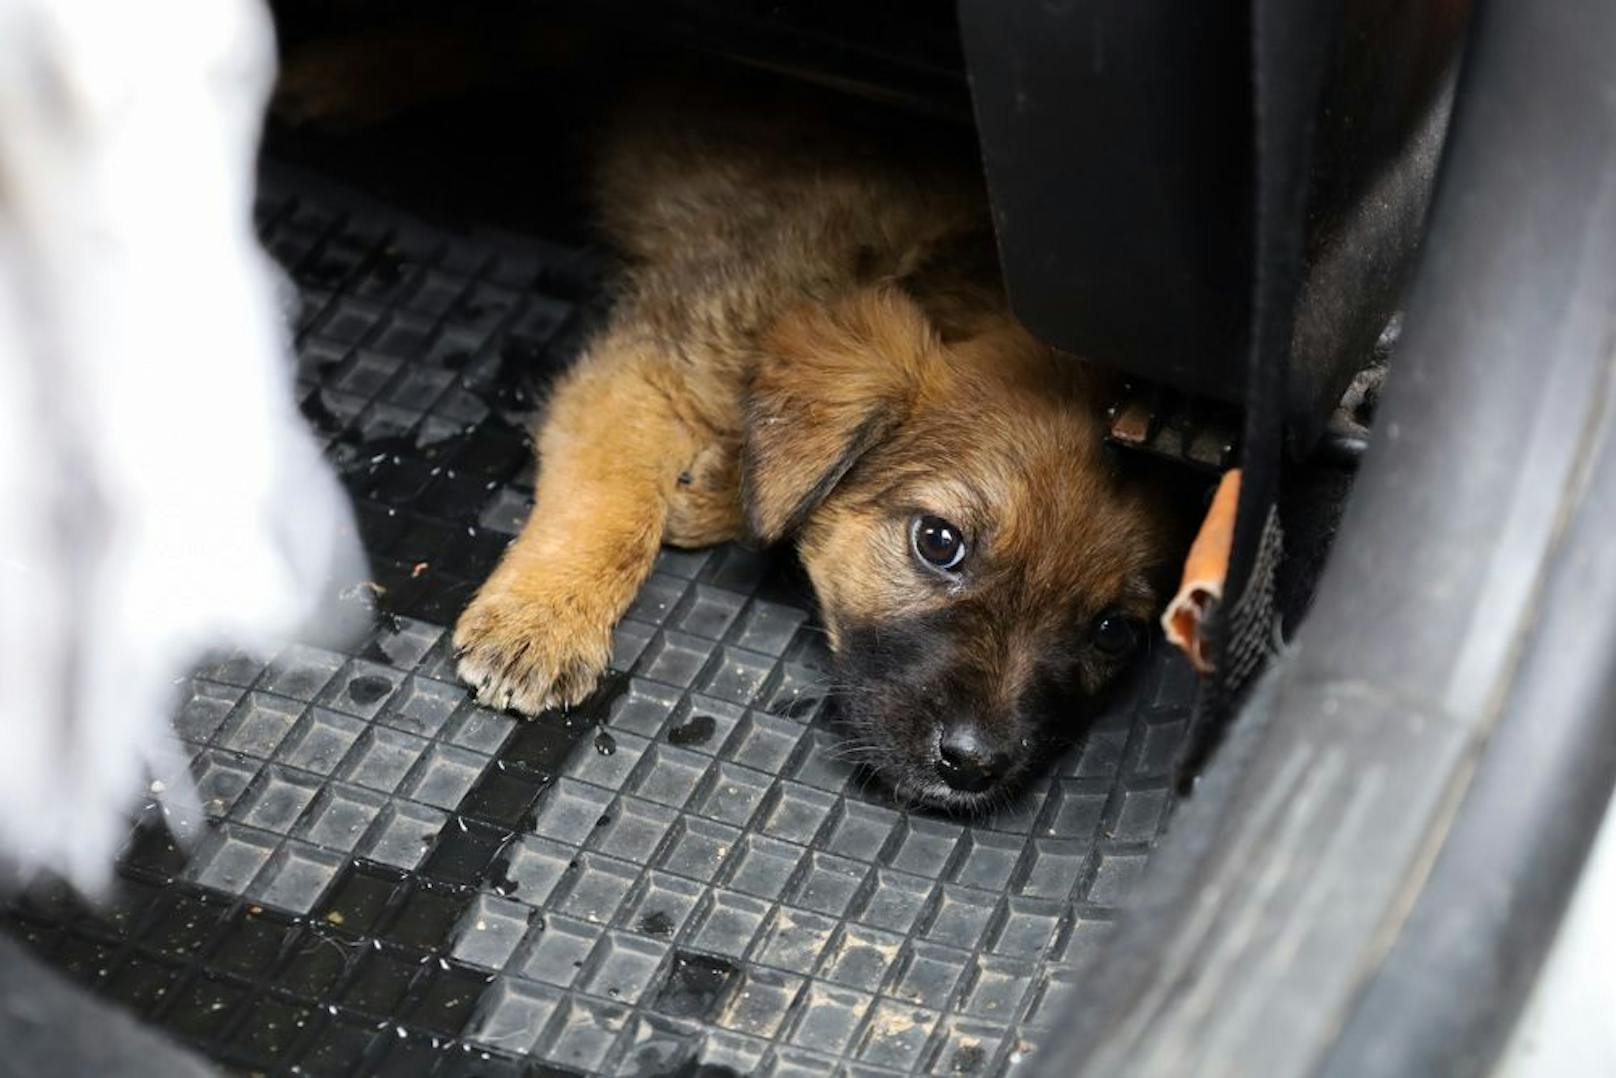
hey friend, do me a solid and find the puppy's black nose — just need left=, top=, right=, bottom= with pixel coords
left=937, top=725, right=1009, bottom=793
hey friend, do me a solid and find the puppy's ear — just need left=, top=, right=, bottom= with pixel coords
left=741, top=288, right=939, bottom=544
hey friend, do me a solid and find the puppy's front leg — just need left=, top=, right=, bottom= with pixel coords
left=454, top=337, right=705, bottom=714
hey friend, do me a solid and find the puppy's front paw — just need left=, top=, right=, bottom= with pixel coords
left=452, top=588, right=613, bottom=715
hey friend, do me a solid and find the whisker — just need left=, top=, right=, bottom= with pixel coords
left=825, top=745, right=888, bottom=764
left=852, top=766, right=878, bottom=803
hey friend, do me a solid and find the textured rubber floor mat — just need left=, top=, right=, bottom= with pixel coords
left=1, top=161, right=1197, bottom=1077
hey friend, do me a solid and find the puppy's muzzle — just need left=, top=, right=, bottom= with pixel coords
left=935, top=722, right=1013, bottom=794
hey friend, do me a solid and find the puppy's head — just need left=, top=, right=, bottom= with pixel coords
left=743, top=288, right=1183, bottom=810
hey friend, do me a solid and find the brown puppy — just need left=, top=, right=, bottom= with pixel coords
left=452, top=85, right=1182, bottom=808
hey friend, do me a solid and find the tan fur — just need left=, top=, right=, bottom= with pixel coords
left=453, top=88, right=1180, bottom=745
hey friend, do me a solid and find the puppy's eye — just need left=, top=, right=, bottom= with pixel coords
left=1091, top=612, right=1142, bottom=658
left=911, top=514, right=967, bottom=571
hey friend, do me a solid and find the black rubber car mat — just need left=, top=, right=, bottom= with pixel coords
left=0, top=159, right=1197, bottom=1077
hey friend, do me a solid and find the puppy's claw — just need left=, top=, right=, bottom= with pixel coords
left=452, top=588, right=612, bottom=719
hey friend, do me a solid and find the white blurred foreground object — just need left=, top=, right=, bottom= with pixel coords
left=0, top=0, right=363, bottom=891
